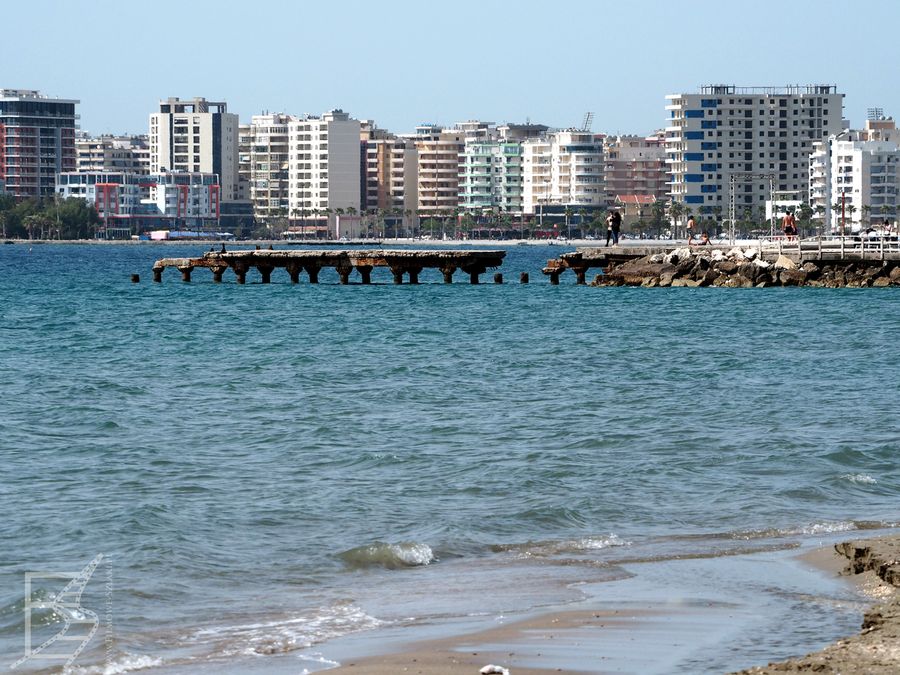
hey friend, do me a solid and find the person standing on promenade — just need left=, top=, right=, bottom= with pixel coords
left=606, top=210, right=622, bottom=246
left=782, top=211, right=798, bottom=240
left=686, top=214, right=696, bottom=243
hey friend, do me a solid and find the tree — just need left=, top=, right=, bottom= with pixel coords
left=861, top=204, right=871, bottom=231
left=563, top=206, right=573, bottom=240
left=669, top=201, right=684, bottom=240
left=797, top=202, right=813, bottom=238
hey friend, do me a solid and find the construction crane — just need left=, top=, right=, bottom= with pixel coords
left=580, top=112, right=594, bottom=132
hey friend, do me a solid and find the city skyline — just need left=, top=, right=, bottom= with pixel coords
left=4, top=0, right=896, bottom=136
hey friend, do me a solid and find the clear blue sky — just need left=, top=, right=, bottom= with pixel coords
left=3, top=0, right=893, bottom=136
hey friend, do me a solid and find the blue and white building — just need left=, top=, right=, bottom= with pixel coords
left=665, top=85, right=845, bottom=222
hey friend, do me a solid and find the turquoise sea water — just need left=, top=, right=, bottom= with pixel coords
left=1, top=243, right=898, bottom=673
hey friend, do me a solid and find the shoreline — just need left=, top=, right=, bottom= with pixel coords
left=310, top=535, right=900, bottom=675
left=309, top=534, right=900, bottom=675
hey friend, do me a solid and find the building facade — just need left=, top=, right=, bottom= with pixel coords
left=360, top=122, right=418, bottom=231
left=521, top=130, right=605, bottom=215
left=57, top=170, right=221, bottom=235
left=412, top=125, right=465, bottom=219
left=604, top=132, right=669, bottom=202
left=238, top=113, right=292, bottom=222
left=150, top=97, right=239, bottom=200
left=809, top=116, right=900, bottom=233
left=76, top=134, right=150, bottom=175
left=0, top=89, right=78, bottom=199
left=287, top=110, right=361, bottom=235
left=665, top=85, right=845, bottom=222
left=459, top=139, right=524, bottom=216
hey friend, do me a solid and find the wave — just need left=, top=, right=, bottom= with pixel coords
left=490, top=533, right=630, bottom=558
left=186, top=601, right=383, bottom=658
left=338, top=541, right=435, bottom=569
left=66, top=653, right=163, bottom=674
left=840, top=473, right=878, bottom=484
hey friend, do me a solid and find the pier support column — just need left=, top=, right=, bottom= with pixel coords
left=153, top=268, right=163, bottom=283
left=493, top=273, right=503, bottom=284
left=212, top=266, right=226, bottom=283
left=356, top=265, right=373, bottom=284
left=388, top=265, right=404, bottom=284
left=258, top=265, right=274, bottom=284
left=439, top=264, right=456, bottom=284
left=520, top=272, right=529, bottom=284
left=572, top=267, right=587, bottom=285
left=232, top=263, right=248, bottom=285
left=549, top=272, right=561, bottom=285
left=178, top=266, right=193, bottom=282
left=336, top=261, right=353, bottom=285
left=407, top=266, right=423, bottom=285
left=461, top=265, right=484, bottom=284
left=286, top=263, right=301, bottom=284
left=304, top=263, right=321, bottom=284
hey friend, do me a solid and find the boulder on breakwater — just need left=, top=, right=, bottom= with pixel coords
left=592, top=247, right=900, bottom=288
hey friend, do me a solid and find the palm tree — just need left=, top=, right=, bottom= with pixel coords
left=669, top=201, right=684, bottom=240
left=861, top=204, right=871, bottom=231
left=563, top=206, right=573, bottom=240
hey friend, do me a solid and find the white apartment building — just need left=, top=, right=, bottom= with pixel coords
left=665, top=85, right=845, bottom=222
left=361, top=122, right=418, bottom=230
left=150, top=97, right=239, bottom=200
left=76, top=134, right=150, bottom=175
left=521, top=130, right=605, bottom=215
left=288, top=109, right=361, bottom=235
left=238, top=113, right=293, bottom=222
left=56, top=171, right=221, bottom=233
left=809, top=116, right=900, bottom=233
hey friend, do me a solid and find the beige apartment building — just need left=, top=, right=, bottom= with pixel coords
left=76, top=134, right=150, bottom=175
left=360, top=122, right=418, bottom=232
left=604, top=132, right=669, bottom=202
left=412, top=125, right=465, bottom=220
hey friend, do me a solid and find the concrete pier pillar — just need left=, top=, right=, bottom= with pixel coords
left=131, top=274, right=140, bottom=284
left=440, top=264, right=456, bottom=284
left=286, top=263, right=301, bottom=284
left=356, top=265, right=373, bottom=284
left=178, top=266, right=193, bottom=282
left=493, top=273, right=503, bottom=284
left=258, top=266, right=274, bottom=284
left=304, top=264, right=320, bottom=284
left=335, top=260, right=353, bottom=285
left=232, top=263, right=248, bottom=285
left=549, top=271, right=560, bottom=285
left=153, top=268, right=162, bottom=283
left=389, top=266, right=404, bottom=284
left=212, top=267, right=226, bottom=283
left=407, top=266, right=422, bottom=285
left=520, top=272, right=529, bottom=284
left=573, top=268, right=587, bottom=285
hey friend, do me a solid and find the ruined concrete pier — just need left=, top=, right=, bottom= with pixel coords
left=152, top=249, right=506, bottom=285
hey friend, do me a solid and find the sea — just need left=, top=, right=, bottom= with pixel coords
left=1, top=242, right=898, bottom=674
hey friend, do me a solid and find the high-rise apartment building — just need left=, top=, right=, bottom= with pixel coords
left=238, top=113, right=292, bottom=222
left=0, top=89, right=78, bottom=199
left=288, top=110, right=361, bottom=232
left=413, top=125, right=465, bottom=219
left=521, top=130, right=605, bottom=215
left=360, top=122, right=418, bottom=230
left=150, top=97, right=239, bottom=200
left=76, top=134, right=150, bottom=175
left=665, top=85, right=845, bottom=221
left=604, top=132, right=669, bottom=202
left=809, top=116, right=900, bottom=232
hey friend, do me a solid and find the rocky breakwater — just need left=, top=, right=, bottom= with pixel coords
left=592, top=247, right=900, bottom=288
left=735, top=536, right=900, bottom=674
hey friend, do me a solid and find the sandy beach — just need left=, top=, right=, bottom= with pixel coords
left=319, top=535, right=900, bottom=675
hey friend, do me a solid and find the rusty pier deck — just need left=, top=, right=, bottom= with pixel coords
left=152, top=249, right=506, bottom=285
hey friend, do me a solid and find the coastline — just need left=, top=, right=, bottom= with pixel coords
left=310, top=534, right=900, bottom=675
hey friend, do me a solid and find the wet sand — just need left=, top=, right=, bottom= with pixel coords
left=325, top=537, right=900, bottom=675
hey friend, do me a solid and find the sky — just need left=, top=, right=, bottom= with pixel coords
left=3, top=0, right=895, bottom=137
